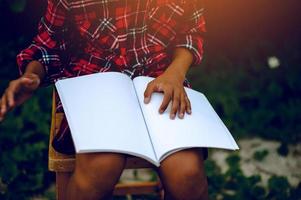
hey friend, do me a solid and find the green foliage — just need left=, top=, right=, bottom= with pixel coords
left=253, top=149, right=269, bottom=161
left=188, top=40, right=301, bottom=144
left=205, top=154, right=301, bottom=200
left=0, top=39, right=54, bottom=199
left=0, top=0, right=27, bottom=13
left=277, top=143, right=289, bottom=156
left=267, top=176, right=290, bottom=200
left=0, top=88, right=53, bottom=200
left=0, top=0, right=300, bottom=199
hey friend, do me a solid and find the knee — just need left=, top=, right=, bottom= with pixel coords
left=73, top=153, right=126, bottom=193
left=160, top=149, right=208, bottom=200
left=163, top=165, right=208, bottom=200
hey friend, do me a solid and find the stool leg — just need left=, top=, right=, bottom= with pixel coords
left=56, top=172, right=72, bottom=200
left=158, top=179, right=164, bottom=200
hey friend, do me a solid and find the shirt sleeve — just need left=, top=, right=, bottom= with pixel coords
left=175, top=0, right=206, bottom=66
left=16, top=0, right=70, bottom=86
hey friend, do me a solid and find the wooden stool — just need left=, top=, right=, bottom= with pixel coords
left=48, top=92, right=163, bottom=199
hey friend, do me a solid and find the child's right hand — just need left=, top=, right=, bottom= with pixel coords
left=0, top=73, right=41, bottom=122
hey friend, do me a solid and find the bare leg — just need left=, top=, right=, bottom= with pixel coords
left=66, top=153, right=126, bottom=200
left=158, top=148, right=208, bottom=200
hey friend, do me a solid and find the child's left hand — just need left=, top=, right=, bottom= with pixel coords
left=143, top=70, right=191, bottom=120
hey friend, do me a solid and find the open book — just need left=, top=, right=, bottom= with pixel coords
left=55, top=72, right=239, bottom=166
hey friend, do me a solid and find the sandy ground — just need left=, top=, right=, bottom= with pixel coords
left=120, top=168, right=156, bottom=183
left=211, top=138, right=301, bottom=187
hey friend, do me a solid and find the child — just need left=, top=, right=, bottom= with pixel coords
left=0, top=0, right=208, bottom=199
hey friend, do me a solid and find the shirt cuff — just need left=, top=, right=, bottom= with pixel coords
left=175, top=34, right=204, bottom=66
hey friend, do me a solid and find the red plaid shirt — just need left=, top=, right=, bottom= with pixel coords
left=16, top=0, right=206, bottom=153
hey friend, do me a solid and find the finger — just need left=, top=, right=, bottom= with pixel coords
left=0, top=94, right=8, bottom=119
left=7, top=87, right=16, bottom=108
left=20, top=77, right=34, bottom=84
left=159, top=89, right=172, bottom=114
left=170, top=89, right=181, bottom=119
left=144, top=82, right=156, bottom=104
left=178, top=93, right=186, bottom=119
left=185, top=95, right=192, bottom=114
left=7, top=82, right=19, bottom=108
left=0, top=98, right=3, bottom=121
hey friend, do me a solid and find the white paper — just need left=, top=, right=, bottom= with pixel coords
left=133, top=76, right=239, bottom=161
left=55, top=72, right=158, bottom=165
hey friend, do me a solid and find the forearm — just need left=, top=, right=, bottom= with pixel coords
left=164, top=47, right=194, bottom=82
left=23, top=60, right=45, bottom=82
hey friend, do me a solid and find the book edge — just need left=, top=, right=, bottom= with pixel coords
left=78, top=149, right=160, bottom=167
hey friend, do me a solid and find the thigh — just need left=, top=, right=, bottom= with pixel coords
left=76, top=152, right=127, bottom=167
left=74, top=152, right=127, bottom=180
left=67, top=153, right=127, bottom=199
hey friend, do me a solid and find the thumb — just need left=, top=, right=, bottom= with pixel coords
left=20, top=77, right=34, bottom=84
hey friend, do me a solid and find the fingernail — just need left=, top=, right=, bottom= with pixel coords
left=144, top=97, right=150, bottom=104
left=188, top=109, right=192, bottom=114
left=179, top=113, right=184, bottom=119
left=170, top=114, right=175, bottom=119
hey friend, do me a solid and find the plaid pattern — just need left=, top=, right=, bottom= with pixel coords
left=16, top=0, right=206, bottom=153
left=17, top=0, right=205, bottom=84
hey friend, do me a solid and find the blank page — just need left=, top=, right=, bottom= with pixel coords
left=55, top=72, right=157, bottom=165
left=133, top=76, right=239, bottom=161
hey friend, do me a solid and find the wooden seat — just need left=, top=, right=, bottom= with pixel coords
left=48, top=92, right=163, bottom=199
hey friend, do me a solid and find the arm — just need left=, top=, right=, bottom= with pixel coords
left=164, top=47, right=194, bottom=83
left=24, top=60, right=46, bottom=81
left=144, top=1, right=205, bottom=120
left=0, top=0, right=69, bottom=121
left=17, top=0, right=70, bottom=86
left=174, top=0, right=206, bottom=66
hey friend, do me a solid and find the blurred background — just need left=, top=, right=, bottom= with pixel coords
left=0, top=0, right=300, bottom=199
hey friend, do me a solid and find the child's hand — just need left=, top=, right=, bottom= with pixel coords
left=143, top=71, right=191, bottom=120
left=0, top=73, right=41, bottom=122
